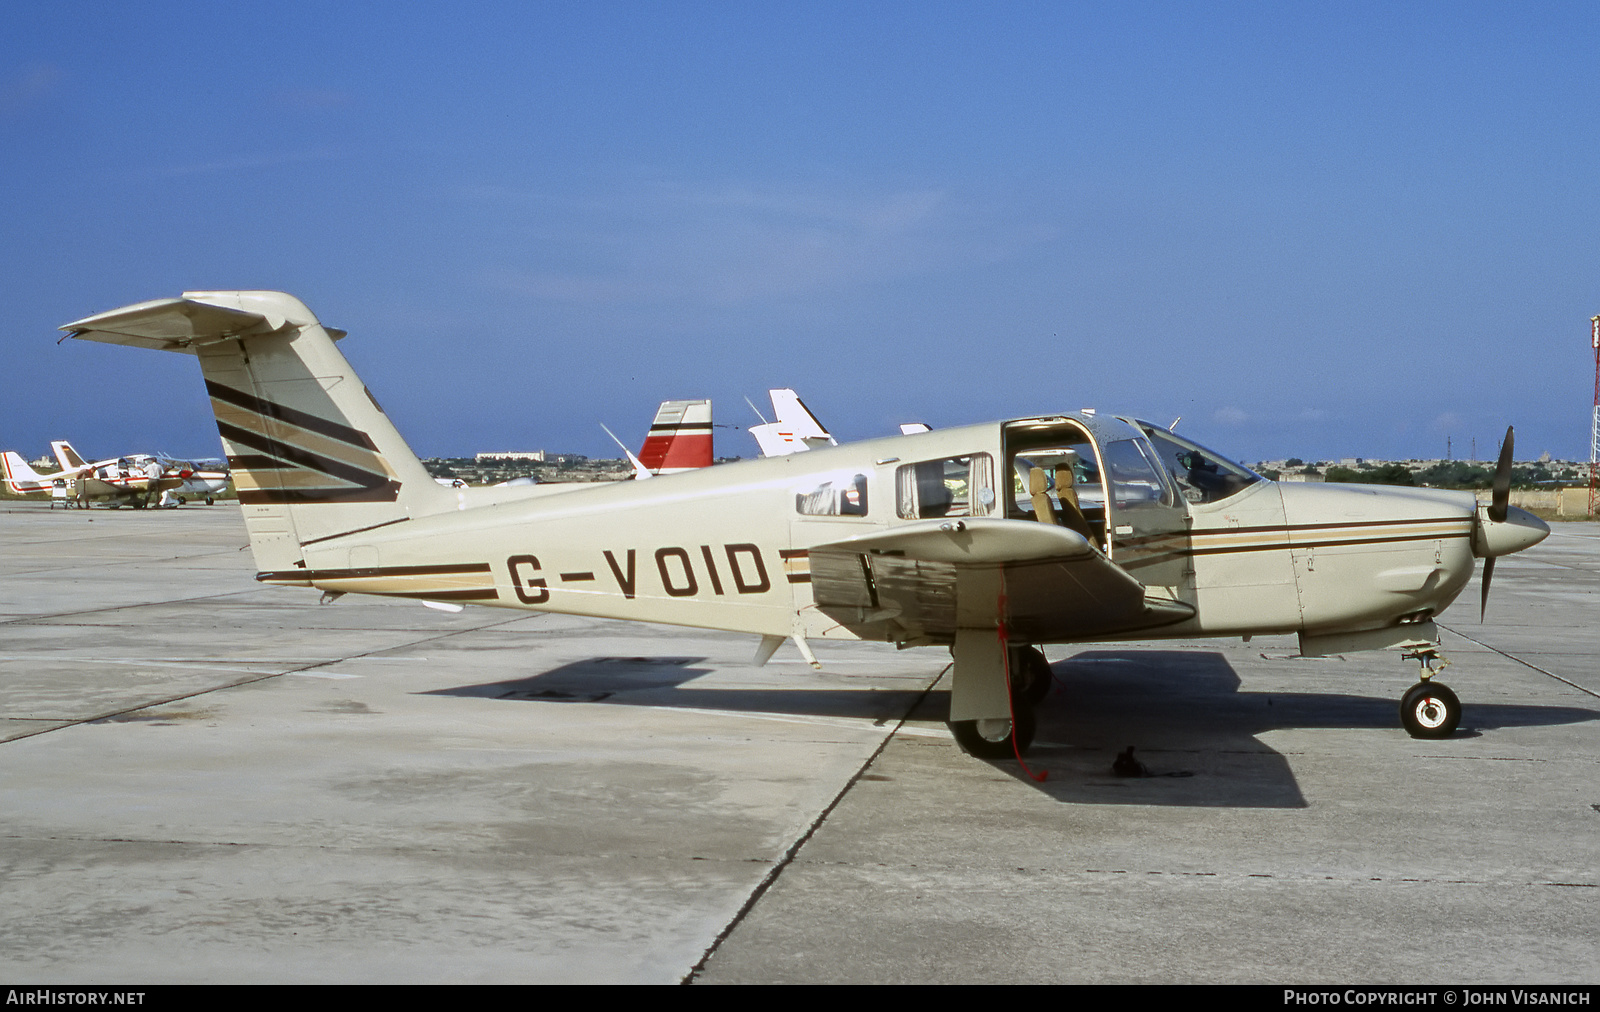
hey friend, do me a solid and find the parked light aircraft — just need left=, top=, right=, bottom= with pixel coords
left=2, top=446, right=168, bottom=507
left=52, top=441, right=229, bottom=506
left=61, top=291, right=1551, bottom=757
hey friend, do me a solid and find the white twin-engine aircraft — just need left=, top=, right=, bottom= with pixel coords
left=62, top=291, right=1550, bottom=758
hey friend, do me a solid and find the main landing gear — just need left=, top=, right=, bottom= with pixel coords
left=948, top=645, right=1052, bottom=758
left=1399, top=646, right=1460, bottom=739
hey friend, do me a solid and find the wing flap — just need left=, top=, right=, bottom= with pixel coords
left=806, top=518, right=1192, bottom=643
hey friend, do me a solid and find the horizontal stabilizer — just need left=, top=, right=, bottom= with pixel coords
left=63, top=298, right=282, bottom=352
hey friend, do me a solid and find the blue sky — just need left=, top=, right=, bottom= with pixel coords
left=4, top=1, right=1598, bottom=465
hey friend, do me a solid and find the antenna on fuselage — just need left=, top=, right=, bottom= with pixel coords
left=599, top=423, right=652, bottom=481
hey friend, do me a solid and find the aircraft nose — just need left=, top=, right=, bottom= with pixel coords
left=1474, top=504, right=1551, bottom=558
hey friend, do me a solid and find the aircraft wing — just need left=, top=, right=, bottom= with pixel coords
left=804, top=518, right=1192, bottom=644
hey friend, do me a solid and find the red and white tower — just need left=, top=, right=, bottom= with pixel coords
left=1590, top=316, right=1600, bottom=516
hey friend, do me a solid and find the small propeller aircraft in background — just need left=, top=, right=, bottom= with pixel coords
left=60, top=291, right=1550, bottom=758
left=50, top=441, right=229, bottom=506
left=3, top=444, right=224, bottom=508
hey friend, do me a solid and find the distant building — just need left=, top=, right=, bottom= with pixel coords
left=476, top=451, right=546, bottom=463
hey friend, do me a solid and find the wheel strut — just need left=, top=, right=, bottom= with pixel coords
left=1398, top=646, right=1460, bottom=738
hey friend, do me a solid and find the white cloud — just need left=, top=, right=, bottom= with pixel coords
left=468, top=179, right=1057, bottom=307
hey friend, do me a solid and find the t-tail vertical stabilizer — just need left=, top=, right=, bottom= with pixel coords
left=62, top=291, right=454, bottom=572
left=749, top=388, right=837, bottom=457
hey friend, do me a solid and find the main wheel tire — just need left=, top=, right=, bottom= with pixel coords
left=950, top=708, right=1037, bottom=759
left=1400, top=681, right=1460, bottom=738
left=1010, top=646, right=1053, bottom=708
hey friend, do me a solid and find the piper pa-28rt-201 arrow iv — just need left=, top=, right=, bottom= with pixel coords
left=61, top=291, right=1550, bottom=758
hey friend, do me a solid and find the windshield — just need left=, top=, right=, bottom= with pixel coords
left=1136, top=422, right=1261, bottom=504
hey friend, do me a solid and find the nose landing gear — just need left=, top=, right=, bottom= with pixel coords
left=1399, top=646, right=1460, bottom=738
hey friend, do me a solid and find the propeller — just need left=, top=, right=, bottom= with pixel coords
left=1480, top=426, right=1514, bottom=621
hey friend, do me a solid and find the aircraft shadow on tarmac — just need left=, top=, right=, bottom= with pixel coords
left=427, top=649, right=1598, bottom=809
left=426, top=656, right=931, bottom=725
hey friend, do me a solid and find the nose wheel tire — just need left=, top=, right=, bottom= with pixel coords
left=950, top=708, right=1037, bottom=759
left=1400, top=681, right=1460, bottom=738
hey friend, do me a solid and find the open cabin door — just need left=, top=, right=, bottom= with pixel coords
left=1003, top=416, right=1191, bottom=593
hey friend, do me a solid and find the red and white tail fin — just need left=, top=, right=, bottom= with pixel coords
left=636, top=399, right=712, bottom=474
left=51, top=441, right=88, bottom=471
left=749, top=389, right=836, bottom=457
left=2, top=452, right=59, bottom=494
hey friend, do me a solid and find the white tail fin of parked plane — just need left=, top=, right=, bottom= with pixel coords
left=749, top=388, right=836, bottom=457
left=1, top=451, right=62, bottom=494
left=51, top=441, right=89, bottom=471
left=62, top=291, right=456, bottom=571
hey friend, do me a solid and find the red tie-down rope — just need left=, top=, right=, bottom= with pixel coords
left=996, top=589, right=1047, bottom=782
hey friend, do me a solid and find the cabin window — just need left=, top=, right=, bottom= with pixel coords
left=795, top=473, right=869, bottom=516
left=895, top=454, right=994, bottom=519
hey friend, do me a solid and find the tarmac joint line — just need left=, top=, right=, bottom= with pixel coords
left=680, top=663, right=951, bottom=985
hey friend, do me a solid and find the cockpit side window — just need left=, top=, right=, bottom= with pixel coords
left=1101, top=438, right=1178, bottom=511
left=1138, top=424, right=1261, bottom=504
